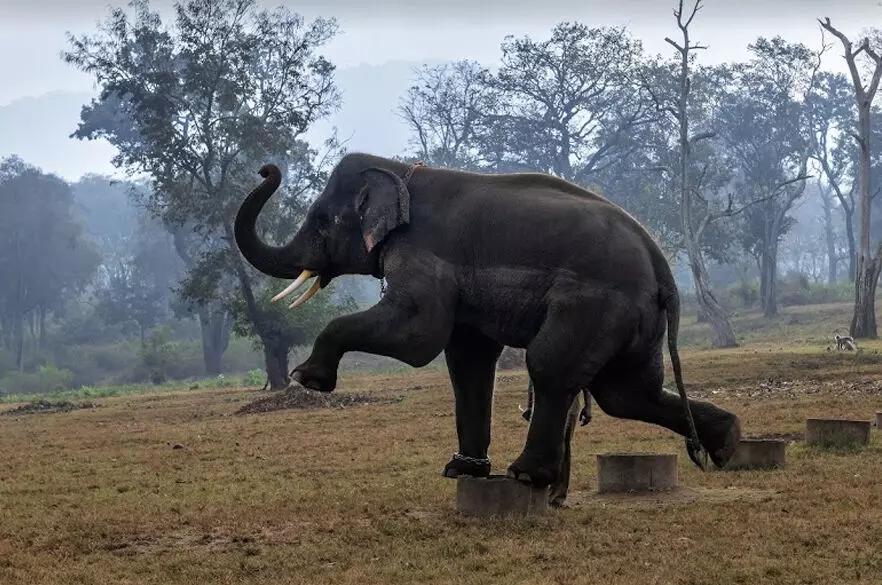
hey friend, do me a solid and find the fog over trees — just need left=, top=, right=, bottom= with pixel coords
left=2, top=0, right=882, bottom=394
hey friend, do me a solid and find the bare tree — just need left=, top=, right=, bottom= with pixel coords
left=819, top=18, right=882, bottom=338
left=398, top=60, right=494, bottom=169
left=649, top=0, right=739, bottom=347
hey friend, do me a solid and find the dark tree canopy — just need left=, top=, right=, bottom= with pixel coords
left=63, top=0, right=351, bottom=387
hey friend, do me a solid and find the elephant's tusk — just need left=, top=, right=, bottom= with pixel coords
left=287, top=278, right=322, bottom=309
left=271, top=270, right=314, bottom=302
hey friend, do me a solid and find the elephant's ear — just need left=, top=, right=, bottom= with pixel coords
left=356, top=167, right=411, bottom=254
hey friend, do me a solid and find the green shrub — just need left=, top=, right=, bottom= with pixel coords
left=140, top=326, right=184, bottom=385
left=243, top=368, right=266, bottom=387
left=222, top=337, right=264, bottom=372
left=55, top=342, right=140, bottom=387
left=0, top=364, right=74, bottom=396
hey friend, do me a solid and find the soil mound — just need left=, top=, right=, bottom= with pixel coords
left=1, top=399, right=99, bottom=416
left=235, top=387, right=399, bottom=415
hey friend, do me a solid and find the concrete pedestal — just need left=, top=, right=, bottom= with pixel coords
left=596, top=453, right=677, bottom=494
left=805, top=418, right=871, bottom=447
left=455, top=475, right=548, bottom=517
left=723, top=439, right=786, bottom=470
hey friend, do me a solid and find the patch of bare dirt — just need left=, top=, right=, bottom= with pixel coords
left=235, top=387, right=401, bottom=415
left=1, top=400, right=99, bottom=416
left=689, top=378, right=882, bottom=400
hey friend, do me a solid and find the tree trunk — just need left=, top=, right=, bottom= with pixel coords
left=851, top=107, right=880, bottom=338
left=821, top=188, right=838, bottom=284
left=760, top=241, right=779, bottom=318
left=845, top=208, right=857, bottom=282
left=38, top=306, right=46, bottom=349
left=223, top=223, right=291, bottom=391
left=672, top=17, right=737, bottom=350
left=263, top=338, right=291, bottom=391
left=685, top=239, right=737, bottom=348
left=13, top=312, right=24, bottom=372
left=199, top=307, right=230, bottom=376
left=171, top=227, right=231, bottom=377
left=14, top=252, right=26, bottom=371
left=851, top=245, right=882, bottom=337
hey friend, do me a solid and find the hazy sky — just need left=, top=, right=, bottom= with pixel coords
left=0, top=0, right=879, bottom=179
left=2, top=0, right=876, bottom=104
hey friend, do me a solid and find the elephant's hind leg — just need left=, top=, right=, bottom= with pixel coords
left=442, top=325, right=504, bottom=479
left=508, top=298, right=629, bottom=488
left=589, top=349, right=741, bottom=469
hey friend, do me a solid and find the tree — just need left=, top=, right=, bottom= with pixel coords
left=819, top=18, right=882, bottom=338
left=481, top=22, right=656, bottom=182
left=645, top=0, right=741, bottom=348
left=63, top=0, right=345, bottom=387
left=808, top=71, right=859, bottom=281
left=818, top=181, right=849, bottom=284
left=398, top=60, right=495, bottom=169
left=230, top=279, right=356, bottom=385
left=0, top=157, right=101, bottom=370
left=71, top=174, right=140, bottom=258
left=94, top=210, right=183, bottom=342
left=718, top=37, right=819, bottom=317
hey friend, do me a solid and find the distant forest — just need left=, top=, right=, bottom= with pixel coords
left=1, top=0, right=880, bottom=394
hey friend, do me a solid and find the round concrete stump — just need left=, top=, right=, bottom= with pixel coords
left=596, top=453, right=677, bottom=494
left=805, top=418, right=871, bottom=447
left=722, top=438, right=786, bottom=471
left=456, top=475, right=548, bottom=517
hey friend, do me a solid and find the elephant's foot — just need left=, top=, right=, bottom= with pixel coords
left=685, top=413, right=742, bottom=470
left=549, top=497, right=568, bottom=509
left=442, top=453, right=490, bottom=478
left=707, top=415, right=741, bottom=468
left=506, top=452, right=558, bottom=488
left=290, top=360, right=338, bottom=393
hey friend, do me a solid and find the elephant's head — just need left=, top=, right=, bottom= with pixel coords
left=233, top=153, right=416, bottom=308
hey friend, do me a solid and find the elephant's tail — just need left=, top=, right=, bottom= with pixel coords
left=663, top=288, right=709, bottom=470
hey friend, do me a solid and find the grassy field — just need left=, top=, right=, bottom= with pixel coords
left=2, top=302, right=882, bottom=584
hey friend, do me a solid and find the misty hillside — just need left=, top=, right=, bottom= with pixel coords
left=0, top=61, right=436, bottom=180
left=0, top=90, right=120, bottom=180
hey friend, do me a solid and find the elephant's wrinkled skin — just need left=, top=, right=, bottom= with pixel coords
left=233, top=153, right=742, bottom=488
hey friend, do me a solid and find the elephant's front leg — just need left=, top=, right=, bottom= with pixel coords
left=442, top=326, right=504, bottom=479
left=291, top=289, right=453, bottom=392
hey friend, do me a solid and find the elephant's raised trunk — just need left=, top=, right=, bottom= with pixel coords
left=233, top=164, right=304, bottom=279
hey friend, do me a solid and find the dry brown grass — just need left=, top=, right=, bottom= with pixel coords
left=2, top=346, right=882, bottom=584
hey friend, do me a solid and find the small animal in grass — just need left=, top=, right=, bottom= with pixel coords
left=834, top=334, right=857, bottom=351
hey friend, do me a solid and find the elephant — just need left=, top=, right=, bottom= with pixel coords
left=521, top=382, right=591, bottom=427
left=233, top=152, right=742, bottom=488
left=520, top=379, right=589, bottom=507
